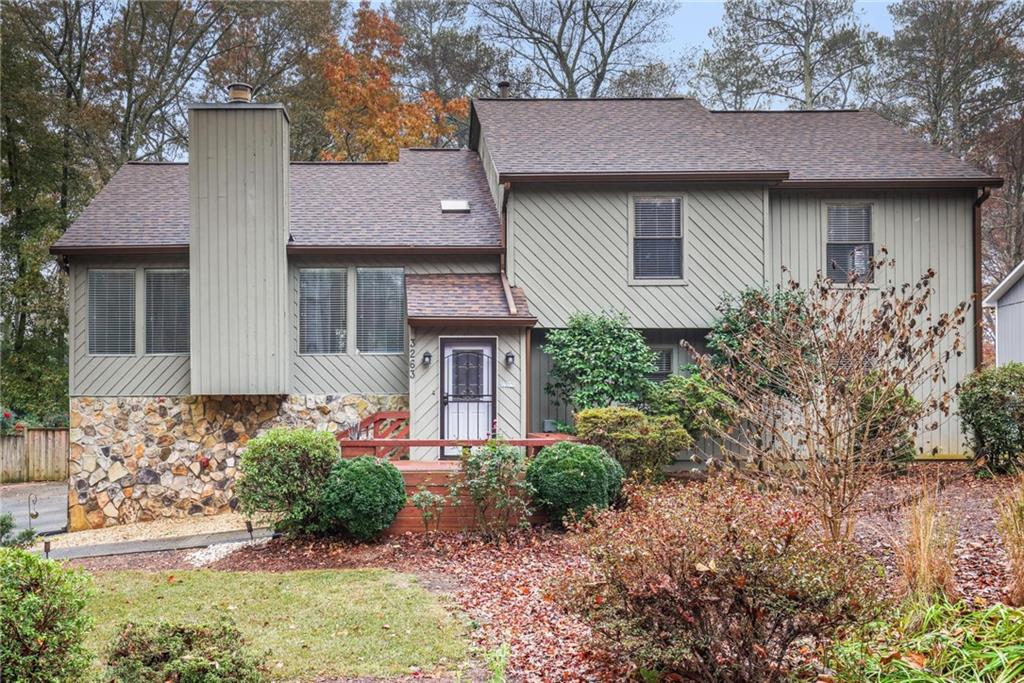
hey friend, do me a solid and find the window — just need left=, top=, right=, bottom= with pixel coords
left=648, top=347, right=674, bottom=382
left=826, top=205, right=873, bottom=283
left=145, top=270, right=189, bottom=354
left=89, top=270, right=135, bottom=355
left=633, top=196, right=683, bottom=280
left=357, top=268, right=405, bottom=354
left=299, top=269, right=347, bottom=354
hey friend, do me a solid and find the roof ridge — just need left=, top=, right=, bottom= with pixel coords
left=125, top=160, right=187, bottom=165
left=711, top=109, right=862, bottom=114
left=475, top=96, right=695, bottom=102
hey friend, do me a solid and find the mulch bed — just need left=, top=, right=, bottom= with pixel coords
left=68, top=463, right=1019, bottom=681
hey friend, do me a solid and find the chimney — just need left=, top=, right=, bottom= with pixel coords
left=497, top=80, right=511, bottom=99
left=188, top=86, right=291, bottom=395
left=227, top=82, right=253, bottom=103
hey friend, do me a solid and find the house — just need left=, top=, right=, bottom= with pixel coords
left=52, top=85, right=1001, bottom=529
left=984, top=260, right=1024, bottom=365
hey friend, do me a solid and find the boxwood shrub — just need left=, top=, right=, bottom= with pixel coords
left=575, top=406, right=692, bottom=481
left=527, top=441, right=623, bottom=524
left=235, top=428, right=340, bottom=535
left=1, top=548, right=92, bottom=682
left=320, top=456, right=406, bottom=541
left=960, top=362, right=1024, bottom=473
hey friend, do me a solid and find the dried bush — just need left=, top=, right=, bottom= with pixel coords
left=319, top=456, right=406, bottom=541
left=575, top=406, right=692, bottom=481
left=526, top=441, right=623, bottom=525
left=560, top=479, right=884, bottom=682
left=997, top=476, right=1024, bottom=606
left=960, top=362, right=1024, bottom=474
left=694, top=258, right=967, bottom=542
left=449, top=439, right=533, bottom=541
left=896, top=486, right=958, bottom=603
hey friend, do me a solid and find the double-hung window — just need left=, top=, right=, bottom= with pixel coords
left=299, top=268, right=347, bottom=354
left=826, top=204, right=874, bottom=283
left=356, top=268, right=405, bottom=354
left=648, top=346, right=675, bottom=382
left=632, top=196, right=683, bottom=281
left=145, top=270, right=189, bottom=354
left=88, top=270, right=135, bottom=355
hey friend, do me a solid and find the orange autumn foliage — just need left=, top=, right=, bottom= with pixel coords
left=322, top=1, right=467, bottom=161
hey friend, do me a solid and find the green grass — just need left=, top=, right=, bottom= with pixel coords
left=86, top=569, right=471, bottom=680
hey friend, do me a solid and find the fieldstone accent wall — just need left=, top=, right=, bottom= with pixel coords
left=68, top=394, right=408, bottom=531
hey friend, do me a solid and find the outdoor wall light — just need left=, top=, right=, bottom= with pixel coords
left=505, top=351, right=516, bottom=367
left=422, top=351, right=433, bottom=367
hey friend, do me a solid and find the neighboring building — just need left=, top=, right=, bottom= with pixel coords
left=984, top=260, right=1024, bottom=365
left=52, top=87, right=1002, bottom=529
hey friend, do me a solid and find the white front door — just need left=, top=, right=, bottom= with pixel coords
left=441, top=339, right=495, bottom=458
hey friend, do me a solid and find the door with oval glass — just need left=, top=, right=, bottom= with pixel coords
left=440, top=338, right=496, bottom=458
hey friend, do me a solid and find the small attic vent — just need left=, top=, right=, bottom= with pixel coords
left=440, top=200, right=470, bottom=213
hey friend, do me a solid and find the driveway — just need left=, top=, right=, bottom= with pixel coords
left=1, top=481, right=68, bottom=535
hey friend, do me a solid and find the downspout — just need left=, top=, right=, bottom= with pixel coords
left=973, top=187, right=992, bottom=369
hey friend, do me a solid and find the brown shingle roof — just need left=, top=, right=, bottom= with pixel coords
left=52, top=149, right=502, bottom=253
left=712, top=110, right=1000, bottom=187
left=406, top=273, right=535, bottom=326
left=471, top=98, right=788, bottom=181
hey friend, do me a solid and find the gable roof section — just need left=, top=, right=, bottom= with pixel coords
left=405, top=273, right=535, bottom=326
left=984, top=260, right=1024, bottom=307
left=470, top=98, right=789, bottom=182
left=52, top=149, right=502, bottom=254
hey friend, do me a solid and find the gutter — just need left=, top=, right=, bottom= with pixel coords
left=973, top=187, right=992, bottom=369
left=498, top=170, right=790, bottom=184
left=407, top=316, right=537, bottom=328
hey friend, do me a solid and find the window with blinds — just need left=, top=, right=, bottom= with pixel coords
left=633, top=196, right=683, bottom=280
left=299, top=269, right=347, bottom=354
left=357, top=268, right=405, bottom=354
left=89, top=270, right=135, bottom=355
left=648, top=347, right=674, bottom=382
left=145, top=270, right=189, bottom=354
left=826, top=205, right=874, bottom=283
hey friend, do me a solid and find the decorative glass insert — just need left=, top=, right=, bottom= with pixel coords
left=633, top=196, right=683, bottom=279
left=299, top=269, right=347, bottom=354
left=89, top=270, right=135, bottom=355
left=145, top=270, right=189, bottom=354
left=356, top=268, right=405, bottom=354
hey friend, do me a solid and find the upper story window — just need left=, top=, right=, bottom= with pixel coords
left=648, top=346, right=675, bottom=382
left=299, top=268, right=347, bottom=354
left=88, top=270, right=135, bottom=355
left=357, top=268, right=405, bottom=354
left=632, top=195, right=683, bottom=281
left=145, top=270, right=189, bottom=354
left=826, top=204, right=874, bottom=283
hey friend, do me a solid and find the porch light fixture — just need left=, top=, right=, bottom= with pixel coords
left=505, top=351, right=516, bottom=367
left=422, top=351, right=433, bottom=367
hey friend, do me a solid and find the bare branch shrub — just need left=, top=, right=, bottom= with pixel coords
left=693, top=256, right=968, bottom=542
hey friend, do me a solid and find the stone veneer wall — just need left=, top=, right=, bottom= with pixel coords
left=69, top=394, right=408, bottom=530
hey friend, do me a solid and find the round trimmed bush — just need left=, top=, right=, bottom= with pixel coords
left=527, top=441, right=623, bottom=524
left=960, top=362, right=1024, bottom=473
left=1, top=548, right=92, bottom=682
left=320, top=457, right=406, bottom=541
left=235, top=428, right=340, bottom=535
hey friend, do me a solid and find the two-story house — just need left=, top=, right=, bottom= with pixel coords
left=52, top=85, right=1001, bottom=529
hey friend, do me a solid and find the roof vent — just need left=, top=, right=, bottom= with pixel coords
left=227, top=82, right=253, bottom=103
left=441, top=200, right=470, bottom=213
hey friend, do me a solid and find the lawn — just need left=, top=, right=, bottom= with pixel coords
left=86, top=568, right=471, bottom=680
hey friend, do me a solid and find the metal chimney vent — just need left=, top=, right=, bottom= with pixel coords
left=227, top=82, right=253, bottom=103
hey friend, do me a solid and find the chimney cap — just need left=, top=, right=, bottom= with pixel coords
left=227, top=82, right=253, bottom=103
left=497, top=80, right=511, bottom=98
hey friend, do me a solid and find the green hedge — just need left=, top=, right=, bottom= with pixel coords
left=526, top=441, right=624, bottom=524
left=960, top=362, right=1024, bottom=473
left=575, top=406, right=692, bottom=481
left=320, top=456, right=406, bottom=541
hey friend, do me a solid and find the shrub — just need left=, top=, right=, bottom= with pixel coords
left=544, top=312, right=657, bottom=409
left=105, top=620, right=265, bottom=683
left=449, top=439, right=533, bottom=541
left=560, top=480, right=884, bottom=682
left=575, top=406, right=692, bottom=481
left=0, top=512, right=36, bottom=549
left=526, top=442, right=623, bottom=525
left=645, top=369, right=734, bottom=438
left=410, top=487, right=447, bottom=532
left=235, top=428, right=340, bottom=535
left=0, top=548, right=92, bottom=682
left=896, top=486, right=958, bottom=603
left=960, top=362, right=1024, bottom=474
left=320, top=456, right=406, bottom=541
left=830, top=599, right=1024, bottom=682
left=858, top=374, right=921, bottom=465
left=997, top=476, right=1024, bottom=606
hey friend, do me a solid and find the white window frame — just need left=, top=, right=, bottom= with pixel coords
left=627, top=192, right=688, bottom=286
left=144, top=268, right=190, bottom=356
left=298, top=267, right=348, bottom=356
left=87, top=268, right=137, bottom=357
left=355, top=267, right=406, bottom=356
left=823, top=201, right=876, bottom=285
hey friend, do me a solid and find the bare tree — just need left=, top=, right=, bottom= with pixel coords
left=686, top=40, right=770, bottom=110
left=471, top=0, right=672, bottom=98
left=693, top=257, right=968, bottom=542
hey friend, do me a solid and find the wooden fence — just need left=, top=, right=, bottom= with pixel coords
left=0, top=429, right=69, bottom=483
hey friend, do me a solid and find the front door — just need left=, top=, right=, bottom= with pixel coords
left=441, top=338, right=495, bottom=458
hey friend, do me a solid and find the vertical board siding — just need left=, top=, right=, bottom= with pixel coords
left=995, top=278, right=1024, bottom=364
left=289, top=256, right=499, bottom=395
left=509, top=183, right=766, bottom=328
left=70, top=256, right=191, bottom=397
left=0, top=430, right=68, bottom=483
left=477, top=135, right=504, bottom=213
left=769, top=190, right=976, bottom=455
left=189, top=107, right=290, bottom=394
